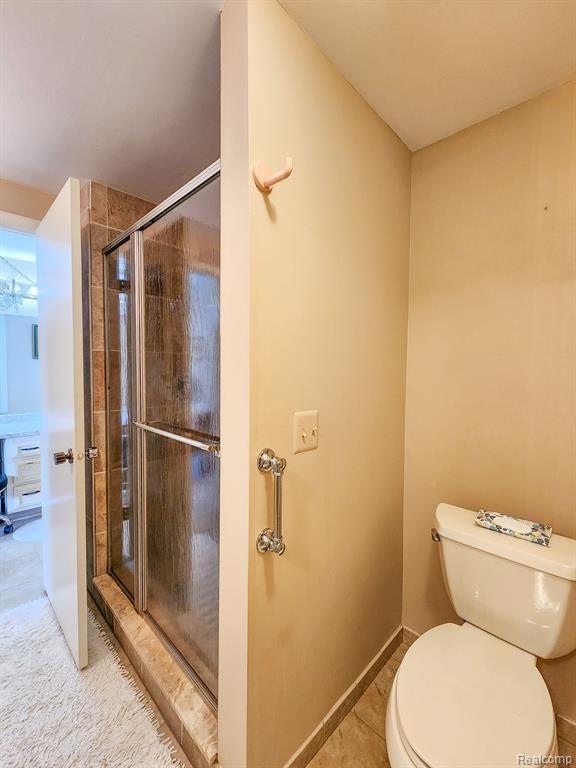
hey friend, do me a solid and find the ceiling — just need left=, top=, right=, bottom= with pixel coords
left=1, top=1, right=574, bottom=202
left=280, top=0, right=576, bottom=150
left=0, top=0, right=223, bottom=203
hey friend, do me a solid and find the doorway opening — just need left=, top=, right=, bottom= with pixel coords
left=0, top=225, right=44, bottom=613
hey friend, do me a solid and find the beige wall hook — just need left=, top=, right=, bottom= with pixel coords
left=253, top=157, right=293, bottom=193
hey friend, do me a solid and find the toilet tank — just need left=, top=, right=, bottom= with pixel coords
left=435, top=503, right=576, bottom=659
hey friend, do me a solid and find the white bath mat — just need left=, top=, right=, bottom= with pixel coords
left=0, top=597, right=179, bottom=768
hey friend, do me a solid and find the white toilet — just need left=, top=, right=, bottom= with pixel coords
left=386, top=503, right=576, bottom=768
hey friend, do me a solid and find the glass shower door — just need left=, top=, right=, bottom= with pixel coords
left=143, top=433, right=219, bottom=697
left=139, top=178, right=220, bottom=701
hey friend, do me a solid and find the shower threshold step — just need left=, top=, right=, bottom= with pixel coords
left=93, top=574, right=218, bottom=767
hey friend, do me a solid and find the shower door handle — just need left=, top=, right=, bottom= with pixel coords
left=256, top=448, right=287, bottom=555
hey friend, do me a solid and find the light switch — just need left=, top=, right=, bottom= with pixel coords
left=293, top=410, right=319, bottom=454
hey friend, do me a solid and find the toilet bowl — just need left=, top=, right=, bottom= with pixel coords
left=385, top=624, right=557, bottom=768
left=385, top=503, right=576, bottom=768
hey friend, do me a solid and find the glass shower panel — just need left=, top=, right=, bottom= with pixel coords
left=144, top=431, right=219, bottom=699
left=142, top=177, right=220, bottom=699
left=142, top=180, right=220, bottom=440
left=105, top=241, right=135, bottom=595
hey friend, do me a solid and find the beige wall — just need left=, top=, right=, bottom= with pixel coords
left=244, top=2, right=411, bottom=766
left=403, top=81, right=576, bottom=721
left=0, top=177, right=54, bottom=220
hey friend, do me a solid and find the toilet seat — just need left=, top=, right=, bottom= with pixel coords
left=395, top=623, right=556, bottom=768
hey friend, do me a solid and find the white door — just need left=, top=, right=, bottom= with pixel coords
left=36, top=178, right=88, bottom=669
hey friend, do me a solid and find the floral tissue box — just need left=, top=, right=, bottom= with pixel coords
left=475, top=510, right=552, bottom=547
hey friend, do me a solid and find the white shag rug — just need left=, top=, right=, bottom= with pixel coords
left=0, top=597, right=180, bottom=768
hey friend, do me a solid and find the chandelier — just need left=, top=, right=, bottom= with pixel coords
left=0, top=255, right=37, bottom=312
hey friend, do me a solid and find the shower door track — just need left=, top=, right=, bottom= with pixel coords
left=103, top=160, right=221, bottom=713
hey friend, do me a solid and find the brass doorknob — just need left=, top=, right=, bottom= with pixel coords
left=53, top=449, right=74, bottom=465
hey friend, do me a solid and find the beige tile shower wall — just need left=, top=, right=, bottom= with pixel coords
left=244, top=2, right=411, bottom=766
left=80, top=182, right=154, bottom=584
left=403, top=81, right=576, bottom=721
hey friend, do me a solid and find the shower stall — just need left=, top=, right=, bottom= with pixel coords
left=103, top=162, right=220, bottom=706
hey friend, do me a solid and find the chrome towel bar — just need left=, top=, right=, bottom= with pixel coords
left=133, top=422, right=220, bottom=456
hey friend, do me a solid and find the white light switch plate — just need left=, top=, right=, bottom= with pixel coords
left=293, top=410, right=319, bottom=454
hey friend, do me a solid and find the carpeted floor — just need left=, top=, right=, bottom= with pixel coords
left=0, top=534, right=44, bottom=613
left=0, top=597, right=181, bottom=767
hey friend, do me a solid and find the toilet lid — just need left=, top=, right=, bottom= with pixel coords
left=396, top=623, right=556, bottom=768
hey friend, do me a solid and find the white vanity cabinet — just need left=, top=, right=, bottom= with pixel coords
left=3, top=434, right=42, bottom=513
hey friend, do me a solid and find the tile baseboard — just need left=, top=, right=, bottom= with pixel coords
left=401, top=626, right=419, bottom=646
left=284, top=626, right=403, bottom=768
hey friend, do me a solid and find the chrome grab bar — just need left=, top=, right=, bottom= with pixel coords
left=256, top=448, right=287, bottom=555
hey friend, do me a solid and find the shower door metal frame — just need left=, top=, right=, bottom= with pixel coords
left=103, top=160, right=221, bottom=254
left=131, top=228, right=146, bottom=613
left=103, top=234, right=141, bottom=603
left=102, top=160, right=221, bottom=706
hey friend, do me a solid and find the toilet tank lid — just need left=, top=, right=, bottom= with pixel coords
left=435, top=503, right=576, bottom=581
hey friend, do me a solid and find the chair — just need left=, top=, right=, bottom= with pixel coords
left=0, top=472, right=13, bottom=534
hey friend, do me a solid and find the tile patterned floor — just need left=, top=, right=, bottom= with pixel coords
left=558, top=738, right=576, bottom=763
left=308, top=644, right=405, bottom=768
left=308, top=640, right=576, bottom=768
